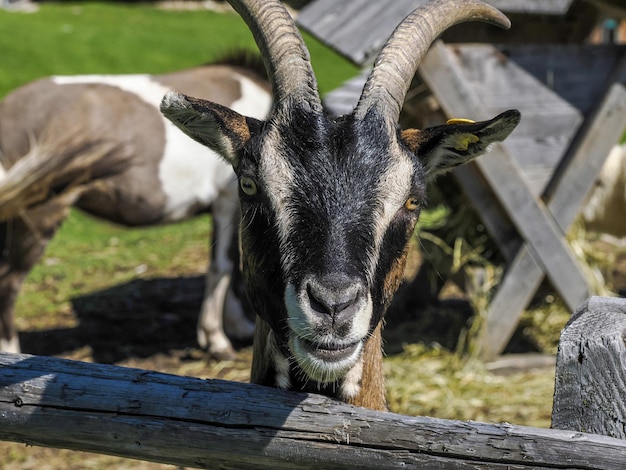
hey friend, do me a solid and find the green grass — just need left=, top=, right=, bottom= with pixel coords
left=16, top=211, right=211, bottom=320
left=0, top=2, right=358, bottom=97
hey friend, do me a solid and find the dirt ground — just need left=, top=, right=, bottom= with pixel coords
left=2, top=239, right=625, bottom=469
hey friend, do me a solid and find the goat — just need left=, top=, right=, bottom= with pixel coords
left=0, top=57, right=271, bottom=358
left=582, top=143, right=626, bottom=238
left=162, top=0, right=521, bottom=410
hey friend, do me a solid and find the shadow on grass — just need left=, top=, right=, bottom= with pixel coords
left=20, top=276, right=210, bottom=363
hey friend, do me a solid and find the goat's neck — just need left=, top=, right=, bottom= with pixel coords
left=250, top=316, right=279, bottom=386
left=250, top=316, right=387, bottom=411
left=345, top=323, right=386, bottom=411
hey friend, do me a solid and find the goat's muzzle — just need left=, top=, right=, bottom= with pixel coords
left=285, top=273, right=372, bottom=383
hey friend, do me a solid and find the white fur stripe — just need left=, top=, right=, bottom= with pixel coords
left=53, top=74, right=161, bottom=103
left=367, top=144, right=414, bottom=283
left=340, top=355, right=363, bottom=399
left=260, top=125, right=297, bottom=272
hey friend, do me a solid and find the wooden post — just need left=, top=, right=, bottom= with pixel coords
left=552, top=296, right=626, bottom=439
left=1, top=353, right=626, bottom=469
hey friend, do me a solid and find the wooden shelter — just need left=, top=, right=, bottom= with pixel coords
left=298, top=0, right=626, bottom=359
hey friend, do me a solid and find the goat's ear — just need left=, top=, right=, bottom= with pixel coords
left=400, top=109, right=521, bottom=181
left=160, top=92, right=261, bottom=168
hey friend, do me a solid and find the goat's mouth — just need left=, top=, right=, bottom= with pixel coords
left=289, top=335, right=363, bottom=383
left=299, top=337, right=361, bottom=362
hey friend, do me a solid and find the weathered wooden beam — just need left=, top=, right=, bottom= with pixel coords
left=1, top=352, right=626, bottom=469
left=552, top=296, right=626, bottom=439
left=545, top=80, right=626, bottom=233
left=478, top=81, right=626, bottom=361
left=420, top=42, right=626, bottom=361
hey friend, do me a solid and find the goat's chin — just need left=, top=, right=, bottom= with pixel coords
left=289, top=335, right=363, bottom=384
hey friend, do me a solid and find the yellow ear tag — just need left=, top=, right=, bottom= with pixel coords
left=454, top=133, right=480, bottom=151
left=446, top=118, right=476, bottom=125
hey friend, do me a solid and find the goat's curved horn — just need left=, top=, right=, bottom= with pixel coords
left=228, top=0, right=322, bottom=113
left=354, top=0, right=510, bottom=122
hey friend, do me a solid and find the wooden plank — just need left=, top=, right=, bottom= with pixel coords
left=545, top=84, right=626, bottom=232
left=477, top=244, right=546, bottom=360
left=299, top=1, right=583, bottom=67
left=475, top=151, right=589, bottom=309
left=452, top=163, right=521, bottom=261
left=479, top=82, right=626, bottom=360
left=419, top=42, right=586, bottom=204
left=420, top=41, right=590, bottom=312
left=486, top=0, right=573, bottom=14
left=298, top=0, right=422, bottom=65
left=323, top=68, right=368, bottom=117
left=503, top=136, right=578, bottom=198
left=503, top=45, right=626, bottom=115
left=2, top=352, right=626, bottom=469
left=448, top=45, right=582, bottom=119
left=552, top=296, right=626, bottom=439
left=444, top=44, right=582, bottom=196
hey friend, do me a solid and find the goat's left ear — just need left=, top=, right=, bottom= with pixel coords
left=400, top=109, right=521, bottom=181
left=160, top=92, right=262, bottom=168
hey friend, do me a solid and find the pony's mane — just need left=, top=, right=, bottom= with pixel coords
left=208, top=49, right=268, bottom=81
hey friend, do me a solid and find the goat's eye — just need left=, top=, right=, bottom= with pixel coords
left=404, top=197, right=419, bottom=211
left=240, top=176, right=258, bottom=196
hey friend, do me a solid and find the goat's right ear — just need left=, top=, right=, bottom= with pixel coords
left=400, top=109, right=521, bottom=181
left=160, top=92, right=261, bottom=167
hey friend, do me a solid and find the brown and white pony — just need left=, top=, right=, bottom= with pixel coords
left=0, top=56, right=271, bottom=358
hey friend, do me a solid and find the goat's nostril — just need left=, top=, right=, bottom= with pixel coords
left=306, top=279, right=360, bottom=318
left=334, top=298, right=355, bottom=314
left=307, top=283, right=330, bottom=315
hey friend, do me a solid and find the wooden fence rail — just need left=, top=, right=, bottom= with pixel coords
left=1, top=352, right=626, bottom=469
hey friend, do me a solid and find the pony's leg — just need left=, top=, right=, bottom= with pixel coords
left=0, top=233, right=22, bottom=352
left=0, top=197, right=74, bottom=352
left=222, top=212, right=254, bottom=342
left=197, top=194, right=254, bottom=359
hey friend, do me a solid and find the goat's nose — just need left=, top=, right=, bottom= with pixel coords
left=306, top=273, right=362, bottom=320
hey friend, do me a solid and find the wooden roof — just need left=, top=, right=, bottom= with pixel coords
left=298, top=0, right=603, bottom=65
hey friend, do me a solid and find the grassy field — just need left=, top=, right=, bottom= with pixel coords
left=0, top=1, right=359, bottom=97
left=1, top=2, right=624, bottom=469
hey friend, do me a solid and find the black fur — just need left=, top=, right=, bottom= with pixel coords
left=237, top=103, right=425, bottom=393
left=0, top=222, right=7, bottom=261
